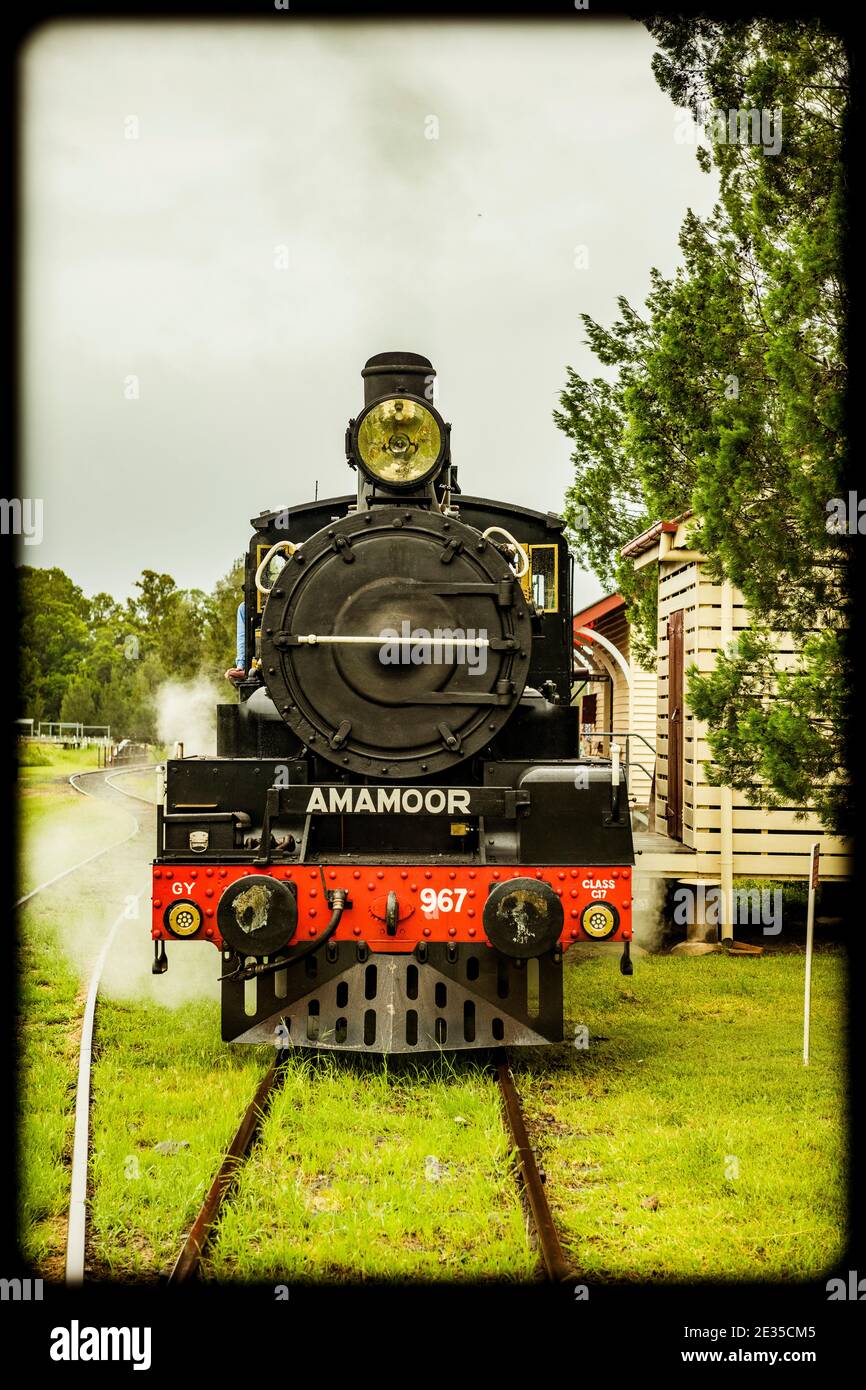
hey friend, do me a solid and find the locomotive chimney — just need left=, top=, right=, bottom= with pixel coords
left=361, top=351, right=435, bottom=406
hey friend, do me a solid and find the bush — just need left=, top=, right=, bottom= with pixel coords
left=17, top=743, right=53, bottom=768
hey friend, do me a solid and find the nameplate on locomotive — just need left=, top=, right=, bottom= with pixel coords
left=270, top=785, right=530, bottom=817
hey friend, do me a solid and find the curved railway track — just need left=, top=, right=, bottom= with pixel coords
left=104, top=766, right=160, bottom=805
left=168, top=1046, right=575, bottom=1286
left=14, top=768, right=151, bottom=908
left=18, top=763, right=158, bottom=1283
left=62, top=766, right=160, bottom=1283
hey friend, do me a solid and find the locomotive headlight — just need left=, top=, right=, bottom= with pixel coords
left=351, top=395, right=446, bottom=490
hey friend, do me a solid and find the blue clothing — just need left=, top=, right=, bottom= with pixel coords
left=236, top=601, right=246, bottom=670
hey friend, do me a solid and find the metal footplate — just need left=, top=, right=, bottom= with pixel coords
left=222, top=941, right=563, bottom=1051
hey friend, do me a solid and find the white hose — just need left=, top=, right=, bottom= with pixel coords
left=481, top=526, right=530, bottom=579
left=255, top=539, right=295, bottom=597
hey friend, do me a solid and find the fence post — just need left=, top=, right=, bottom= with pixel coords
left=803, top=843, right=820, bottom=1065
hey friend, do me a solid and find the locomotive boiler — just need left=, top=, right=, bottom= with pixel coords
left=151, top=352, right=634, bottom=1051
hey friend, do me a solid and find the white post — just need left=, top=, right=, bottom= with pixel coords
left=719, top=583, right=735, bottom=942
left=610, top=742, right=622, bottom=819
left=803, top=842, right=820, bottom=1066
left=611, top=741, right=621, bottom=785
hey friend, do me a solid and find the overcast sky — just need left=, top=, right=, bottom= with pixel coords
left=21, top=17, right=717, bottom=613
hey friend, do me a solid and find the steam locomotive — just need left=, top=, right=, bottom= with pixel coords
left=151, top=352, right=634, bottom=1051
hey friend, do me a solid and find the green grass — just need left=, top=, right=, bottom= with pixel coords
left=87, top=997, right=264, bottom=1279
left=18, top=743, right=53, bottom=767
left=17, top=752, right=848, bottom=1283
left=18, top=927, right=83, bottom=1273
left=17, top=747, right=146, bottom=1272
left=17, top=742, right=101, bottom=785
left=514, top=949, right=847, bottom=1283
left=87, top=1030, right=535, bottom=1283
left=204, top=1054, right=536, bottom=1283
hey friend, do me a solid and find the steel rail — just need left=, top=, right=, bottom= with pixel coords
left=494, top=1049, right=575, bottom=1283
left=15, top=769, right=146, bottom=907
left=104, top=766, right=160, bottom=805
left=66, top=885, right=147, bottom=1283
left=16, top=764, right=156, bottom=1279
left=168, top=1053, right=289, bottom=1284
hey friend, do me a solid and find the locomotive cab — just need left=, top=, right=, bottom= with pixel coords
left=151, top=353, right=635, bottom=1051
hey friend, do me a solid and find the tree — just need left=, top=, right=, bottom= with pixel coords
left=18, top=568, right=92, bottom=720
left=18, top=558, right=245, bottom=741
left=203, top=558, right=245, bottom=674
left=554, top=18, right=849, bottom=832
left=60, top=672, right=99, bottom=726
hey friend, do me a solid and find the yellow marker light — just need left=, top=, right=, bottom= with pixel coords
left=581, top=902, right=618, bottom=940
left=165, top=900, right=203, bottom=938
left=354, top=396, right=445, bottom=489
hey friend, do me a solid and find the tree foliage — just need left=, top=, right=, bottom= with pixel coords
left=19, top=558, right=245, bottom=741
left=554, top=18, right=849, bottom=832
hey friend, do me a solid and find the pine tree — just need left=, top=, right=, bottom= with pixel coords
left=555, top=18, right=849, bottom=832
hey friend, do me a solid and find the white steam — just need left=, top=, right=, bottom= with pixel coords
left=632, top=873, right=668, bottom=953
left=154, top=677, right=222, bottom=756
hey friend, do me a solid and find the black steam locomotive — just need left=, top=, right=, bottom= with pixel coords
left=151, top=353, right=634, bottom=1051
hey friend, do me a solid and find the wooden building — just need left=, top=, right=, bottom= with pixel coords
left=572, top=593, right=656, bottom=809
left=572, top=514, right=850, bottom=937
left=618, top=515, right=851, bottom=899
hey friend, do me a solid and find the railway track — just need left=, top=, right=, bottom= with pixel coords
left=24, top=765, right=576, bottom=1286
left=493, top=1049, right=575, bottom=1282
left=16, top=763, right=158, bottom=908
left=18, top=764, right=158, bottom=1283
left=104, top=766, right=160, bottom=805
left=14, top=768, right=149, bottom=908
left=169, top=1052, right=290, bottom=1284
left=63, top=767, right=162, bottom=1283
left=63, top=767, right=159, bottom=1283
left=167, top=1046, right=576, bottom=1285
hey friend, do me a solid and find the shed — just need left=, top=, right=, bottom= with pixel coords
left=620, top=514, right=851, bottom=895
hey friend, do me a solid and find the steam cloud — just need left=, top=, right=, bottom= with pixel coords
left=631, top=873, right=667, bottom=953
left=155, top=678, right=221, bottom=756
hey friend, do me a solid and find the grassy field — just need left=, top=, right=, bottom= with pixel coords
left=18, top=745, right=848, bottom=1283
left=17, top=743, right=152, bottom=1272
left=18, top=742, right=101, bottom=784
left=88, top=1032, right=534, bottom=1282
left=19, top=917, right=84, bottom=1273
left=87, top=996, right=262, bottom=1279
left=203, top=1053, right=535, bottom=1283
left=516, top=949, right=847, bottom=1283
left=62, top=950, right=852, bottom=1285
